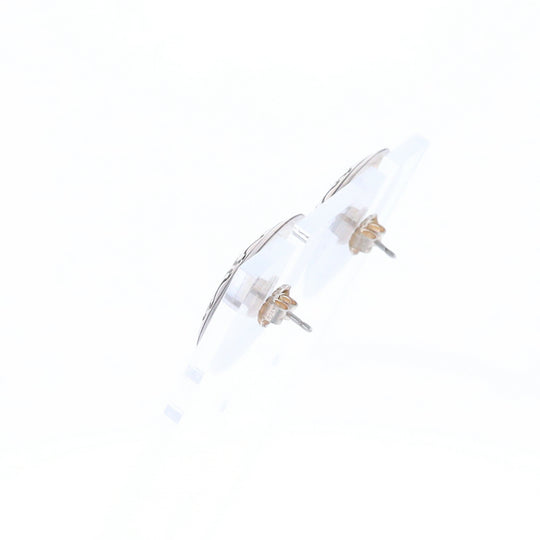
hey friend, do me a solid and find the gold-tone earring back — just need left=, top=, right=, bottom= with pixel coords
left=349, top=214, right=395, bottom=258
left=258, top=284, right=312, bottom=332
left=331, top=208, right=396, bottom=258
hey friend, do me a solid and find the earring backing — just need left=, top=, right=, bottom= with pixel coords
left=350, top=214, right=395, bottom=257
left=258, top=284, right=312, bottom=332
left=331, top=207, right=396, bottom=258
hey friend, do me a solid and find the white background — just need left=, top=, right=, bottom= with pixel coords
left=1, top=1, right=539, bottom=539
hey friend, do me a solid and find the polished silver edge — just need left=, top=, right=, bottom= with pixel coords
left=196, top=214, right=304, bottom=345
left=321, top=148, right=389, bottom=203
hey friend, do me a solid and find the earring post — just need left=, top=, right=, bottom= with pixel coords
left=374, top=240, right=396, bottom=258
left=286, top=312, right=312, bottom=332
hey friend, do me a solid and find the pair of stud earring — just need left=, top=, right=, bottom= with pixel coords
left=197, top=139, right=426, bottom=346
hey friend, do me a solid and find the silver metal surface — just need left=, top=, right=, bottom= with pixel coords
left=286, top=312, right=312, bottom=332
left=197, top=214, right=304, bottom=345
left=321, top=148, right=389, bottom=203
left=374, top=240, right=396, bottom=258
